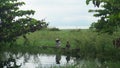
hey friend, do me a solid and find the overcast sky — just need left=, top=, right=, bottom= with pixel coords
left=20, top=0, right=98, bottom=29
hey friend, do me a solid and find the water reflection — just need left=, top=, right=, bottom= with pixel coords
left=55, top=54, right=61, bottom=64
left=23, top=53, right=30, bottom=64
left=0, top=55, right=21, bottom=68
left=0, top=52, right=75, bottom=68
left=0, top=51, right=120, bottom=68
left=66, top=55, right=70, bottom=63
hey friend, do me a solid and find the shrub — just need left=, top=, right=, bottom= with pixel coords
left=48, top=27, right=60, bottom=31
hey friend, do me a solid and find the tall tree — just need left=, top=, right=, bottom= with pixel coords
left=86, top=0, right=120, bottom=34
left=0, top=0, right=48, bottom=42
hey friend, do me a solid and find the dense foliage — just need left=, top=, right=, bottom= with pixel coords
left=86, top=0, right=120, bottom=34
left=0, top=0, right=48, bottom=42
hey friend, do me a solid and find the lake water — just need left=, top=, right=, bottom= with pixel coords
left=0, top=52, right=77, bottom=68
left=0, top=52, right=120, bottom=68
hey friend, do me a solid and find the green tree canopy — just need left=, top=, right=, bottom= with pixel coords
left=0, top=0, right=48, bottom=42
left=86, top=0, right=120, bottom=34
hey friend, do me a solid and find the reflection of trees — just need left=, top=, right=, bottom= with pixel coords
left=73, top=55, right=81, bottom=67
left=23, top=53, right=40, bottom=64
left=0, top=55, right=21, bottom=68
left=0, top=52, right=42, bottom=68
left=33, top=54, right=40, bottom=63
left=0, top=52, right=24, bottom=68
left=23, top=53, right=30, bottom=64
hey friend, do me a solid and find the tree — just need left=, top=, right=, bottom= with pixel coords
left=86, top=0, right=120, bottom=34
left=0, top=0, right=48, bottom=42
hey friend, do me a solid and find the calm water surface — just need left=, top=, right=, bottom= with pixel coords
left=1, top=52, right=120, bottom=68
left=0, top=52, right=77, bottom=68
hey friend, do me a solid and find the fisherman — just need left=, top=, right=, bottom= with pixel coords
left=66, top=41, right=70, bottom=49
left=56, top=38, right=61, bottom=48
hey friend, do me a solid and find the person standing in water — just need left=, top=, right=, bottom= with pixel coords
left=56, top=38, right=61, bottom=48
left=66, top=41, right=70, bottom=49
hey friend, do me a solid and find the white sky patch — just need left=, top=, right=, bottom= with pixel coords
left=51, top=26, right=90, bottom=29
left=62, top=15, right=97, bottom=22
left=19, top=0, right=99, bottom=29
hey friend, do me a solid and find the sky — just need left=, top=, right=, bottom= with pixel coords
left=20, top=0, right=99, bottom=29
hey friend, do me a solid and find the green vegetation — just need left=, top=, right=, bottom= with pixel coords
left=0, top=0, right=47, bottom=43
left=86, top=0, right=120, bottom=34
left=1, top=29, right=120, bottom=68
left=0, top=0, right=120, bottom=67
left=1, top=29, right=119, bottom=59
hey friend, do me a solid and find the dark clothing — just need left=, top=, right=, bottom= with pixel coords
left=66, top=44, right=70, bottom=48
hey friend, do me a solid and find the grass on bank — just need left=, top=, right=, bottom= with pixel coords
left=1, top=29, right=120, bottom=68
left=1, top=29, right=120, bottom=60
